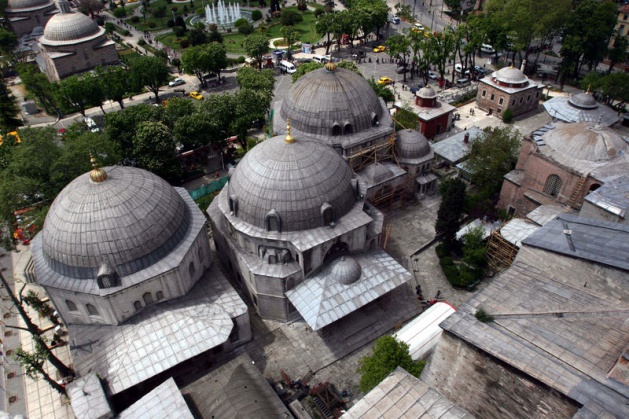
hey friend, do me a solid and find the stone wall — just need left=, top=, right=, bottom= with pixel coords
left=6, top=5, right=56, bottom=38
left=419, top=113, right=451, bottom=140
left=476, top=81, right=541, bottom=118
left=421, top=332, right=580, bottom=418
left=43, top=35, right=118, bottom=81
left=578, top=201, right=627, bottom=225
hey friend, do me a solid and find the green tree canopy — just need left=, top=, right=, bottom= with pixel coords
left=236, top=67, right=275, bottom=92
left=386, top=35, right=411, bottom=81
left=357, top=336, right=425, bottom=393
left=435, top=177, right=467, bottom=253
left=132, top=121, right=181, bottom=182
left=96, top=66, right=131, bottom=110
left=0, top=75, right=22, bottom=131
left=105, top=104, right=165, bottom=161
left=128, top=56, right=170, bottom=103
left=243, top=33, right=270, bottom=70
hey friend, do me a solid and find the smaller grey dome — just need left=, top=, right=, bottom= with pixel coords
left=42, top=11, right=100, bottom=43
left=364, top=163, right=393, bottom=184
left=417, top=86, right=437, bottom=99
left=331, top=256, right=362, bottom=285
left=568, top=93, right=598, bottom=110
left=7, top=0, right=51, bottom=9
left=397, top=129, right=430, bottom=159
left=494, top=66, right=528, bottom=84
left=542, top=122, right=628, bottom=161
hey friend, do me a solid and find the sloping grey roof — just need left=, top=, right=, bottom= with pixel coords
left=583, top=174, right=629, bottom=218
left=499, top=219, right=539, bottom=247
left=522, top=213, right=629, bottom=271
left=440, top=261, right=629, bottom=417
left=286, top=250, right=411, bottom=330
left=181, top=352, right=291, bottom=418
left=280, top=67, right=384, bottom=137
left=32, top=186, right=206, bottom=296
left=67, top=373, right=112, bottom=419
left=525, top=204, right=570, bottom=226
left=68, top=267, right=247, bottom=395
left=396, top=129, right=431, bottom=160
left=39, top=165, right=188, bottom=279
left=41, top=11, right=103, bottom=45
left=343, top=368, right=474, bottom=419
left=362, top=162, right=395, bottom=185
left=228, top=134, right=356, bottom=232
left=119, top=378, right=193, bottom=419
left=7, top=0, right=51, bottom=10
left=432, top=127, right=483, bottom=164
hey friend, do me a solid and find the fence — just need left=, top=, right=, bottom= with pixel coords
left=188, top=177, right=228, bottom=200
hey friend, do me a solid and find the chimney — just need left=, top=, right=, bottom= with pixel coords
left=464, top=133, right=469, bottom=144
left=520, top=60, right=526, bottom=72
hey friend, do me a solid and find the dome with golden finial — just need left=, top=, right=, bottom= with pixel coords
left=89, top=155, right=108, bottom=183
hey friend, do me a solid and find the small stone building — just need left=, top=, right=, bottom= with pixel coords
left=395, top=129, right=437, bottom=198
left=476, top=66, right=542, bottom=118
left=400, top=86, right=455, bottom=140
left=4, top=0, right=57, bottom=39
left=38, top=0, right=118, bottom=81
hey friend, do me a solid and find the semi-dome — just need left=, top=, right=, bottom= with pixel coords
left=396, top=129, right=430, bottom=159
left=542, top=122, right=628, bottom=161
left=568, top=92, right=598, bottom=109
left=493, top=66, right=528, bottom=85
left=41, top=165, right=190, bottom=279
left=42, top=11, right=101, bottom=44
left=417, top=86, right=437, bottom=99
left=227, top=133, right=356, bottom=232
left=7, top=0, right=51, bottom=9
left=280, top=67, right=384, bottom=137
left=364, top=163, right=394, bottom=184
left=330, top=256, right=362, bottom=285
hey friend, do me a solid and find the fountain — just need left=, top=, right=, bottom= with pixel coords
left=205, top=0, right=242, bottom=26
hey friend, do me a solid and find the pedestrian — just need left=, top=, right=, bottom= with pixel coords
left=376, top=58, right=379, bottom=64
left=415, top=285, right=422, bottom=296
left=435, top=290, right=442, bottom=300
left=215, top=171, right=220, bottom=178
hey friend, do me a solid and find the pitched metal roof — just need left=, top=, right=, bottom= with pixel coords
left=432, top=127, right=483, bottom=164
left=583, top=174, right=629, bottom=218
left=543, top=96, right=619, bottom=126
left=119, top=378, right=193, bottom=419
left=286, top=250, right=411, bottom=330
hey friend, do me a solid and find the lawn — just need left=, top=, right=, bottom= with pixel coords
left=157, top=8, right=321, bottom=55
left=127, top=0, right=194, bottom=32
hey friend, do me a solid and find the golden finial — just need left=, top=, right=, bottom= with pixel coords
left=325, top=61, right=337, bottom=72
left=285, top=118, right=295, bottom=144
left=89, top=155, right=108, bottom=183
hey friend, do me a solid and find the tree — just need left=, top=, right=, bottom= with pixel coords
left=206, top=42, right=228, bottom=79
left=386, top=35, right=411, bottom=82
left=315, top=12, right=337, bottom=55
left=17, top=63, right=61, bottom=117
left=461, top=226, right=488, bottom=274
left=281, top=9, right=303, bottom=26
left=0, top=27, right=18, bottom=59
left=291, top=61, right=324, bottom=82
left=607, top=36, right=629, bottom=75
left=57, top=74, right=103, bottom=117
left=128, top=56, right=170, bottom=103
left=0, top=75, right=22, bottom=131
left=231, top=89, right=270, bottom=147
left=237, top=67, right=275, bottom=92
left=78, top=0, right=103, bottom=18
left=243, top=33, right=270, bottom=70
left=133, top=121, right=181, bottom=182
left=96, top=66, right=130, bottom=110
left=435, top=177, right=467, bottom=253
left=281, top=25, right=300, bottom=60
left=357, top=336, right=425, bottom=393
left=182, top=43, right=226, bottom=87
left=164, top=96, right=196, bottom=128
left=465, top=127, right=521, bottom=196
left=105, top=104, right=164, bottom=162
left=173, top=112, right=219, bottom=150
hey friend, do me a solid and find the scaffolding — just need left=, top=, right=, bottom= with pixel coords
left=486, top=230, right=520, bottom=273
left=347, top=136, right=395, bottom=171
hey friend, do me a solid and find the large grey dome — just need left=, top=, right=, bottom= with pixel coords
left=7, top=0, right=51, bottom=9
left=280, top=67, right=383, bottom=137
left=396, top=129, right=430, bottom=159
left=42, top=11, right=101, bottom=44
left=41, top=166, right=190, bottom=279
left=228, top=134, right=356, bottom=232
left=542, top=122, right=628, bottom=161
left=331, top=256, right=362, bottom=285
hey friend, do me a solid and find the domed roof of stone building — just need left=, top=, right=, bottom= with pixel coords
left=41, top=165, right=190, bottom=279
left=493, top=66, right=528, bottom=84
left=330, top=256, right=362, bottom=285
left=363, top=163, right=394, bottom=184
left=41, top=9, right=101, bottom=44
left=417, top=86, right=437, bottom=99
left=279, top=66, right=384, bottom=137
left=227, top=131, right=356, bottom=232
left=542, top=122, right=628, bottom=161
left=568, top=92, right=598, bottom=109
left=7, top=0, right=51, bottom=9
left=396, top=129, right=430, bottom=159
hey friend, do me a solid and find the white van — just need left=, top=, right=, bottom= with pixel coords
left=480, top=43, right=495, bottom=54
left=279, top=60, right=296, bottom=74
left=312, top=55, right=330, bottom=64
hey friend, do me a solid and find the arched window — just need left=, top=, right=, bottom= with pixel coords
left=189, top=261, right=196, bottom=277
left=372, top=114, right=379, bottom=126
left=66, top=300, right=78, bottom=312
left=97, top=263, right=119, bottom=289
left=321, top=203, right=334, bottom=226
left=143, top=292, right=153, bottom=305
left=588, top=183, right=601, bottom=192
left=265, top=209, right=281, bottom=232
left=86, top=304, right=99, bottom=316
left=543, top=175, right=563, bottom=197
left=229, top=194, right=239, bottom=216
left=332, top=124, right=341, bottom=136
left=343, top=124, right=353, bottom=135
left=156, top=291, right=164, bottom=301
left=133, top=301, right=142, bottom=311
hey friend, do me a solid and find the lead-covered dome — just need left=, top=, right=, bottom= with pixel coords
left=542, top=122, right=628, bottom=161
left=331, top=256, right=362, bottom=285
left=41, top=166, right=190, bottom=279
left=568, top=92, right=598, bottom=109
left=417, top=86, right=437, bottom=99
left=396, top=129, right=430, bottom=159
left=228, top=134, right=356, bottom=232
left=280, top=66, right=384, bottom=137
left=7, top=0, right=51, bottom=9
left=41, top=11, right=101, bottom=44
left=493, top=66, right=528, bottom=85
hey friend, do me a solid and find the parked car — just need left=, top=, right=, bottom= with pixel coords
left=395, top=66, right=407, bottom=74
left=373, top=45, right=386, bottom=53
left=389, top=15, right=401, bottom=24
left=427, top=70, right=438, bottom=80
left=437, top=78, right=453, bottom=88
left=414, top=23, right=425, bottom=31
left=409, top=83, right=425, bottom=94
left=83, top=117, right=99, bottom=133
left=454, top=63, right=471, bottom=75
left=189, top=91, right=204, bottom=100
left=480, top=43, right=495, bottom=54
left=456, top=78, right=471, bottom=88
left=473, top=65, right=486, bottom=75
left=169, top=77, right=185, bottom=87
left=377, top=76, right=393, bottom=85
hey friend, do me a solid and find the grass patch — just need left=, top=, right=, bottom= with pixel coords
left=127, top=0, right=190, bottom=32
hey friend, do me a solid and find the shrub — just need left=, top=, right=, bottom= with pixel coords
left=112, top=7, right=127, bottom=18
left=297, top=0, right=307, bottom=11
left=281, top=10, right=303, bottom=26
left=237, top=56, right=246, bottom=63
left=314, top=8, right=324, bottom=17
left=475, top=307, right=494, bottom=323
left=238, top=22, right=254, bottom=35
left=179, top=39, right=190, bottom=48
left=122, top=29, right=131, bottom=36
left=183, top=5, right=188, bottom=12
left=502, top=108, right=513, bottom=123
left=137, top=38, right=146, bottom=46
left=252, top=10, right=263, bottom=21
left=167, top=19, right=175, bottom=28
left=435, top=243, right=447, bottom=258
left=153, top=5, right=167, bottom=18
left=147, top=21, right=157, bottom=28
left=173, top=26, right=186, bottom=38
left=272, top=11, right=282, bottom=19
left=130, top=15, right=140, bottom=23
left=171, top=6, right=178, bottom=11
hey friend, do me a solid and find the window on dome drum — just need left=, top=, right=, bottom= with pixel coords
left=66, top=300, right=78, bottom=312
left=266, top=211, right=281, bottom=232
left=86, top=304, right=99, bottom=316
left=134, top=301, right=142, bottom=311
left=519, top=97, right=523, bottom=104
left=189, top=262, right=196, bottom=277
left=321, top=203, right=334, bottom=226
left=156, top=291, right=164, bottom=301
left=544, top=174, right=563, bottom=197
left=536, top=91, right=540, bottom=98
left=228, top=195, right=238, bottom=215
left=143, top=292, right=154, bottom=305
left=512, top=99, right=516, bottom=106
left=332, top=124, right=341, bottom=136
left=343, top=124, right=353, bottom=135
left=372, top=115, right=379, bottom=126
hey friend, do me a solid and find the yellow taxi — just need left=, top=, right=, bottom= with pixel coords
left=189, top=91, right=204, bottom=100
left=377, top=76, right=393, bottom=85
left=373, top=45, right=386, bottom=53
